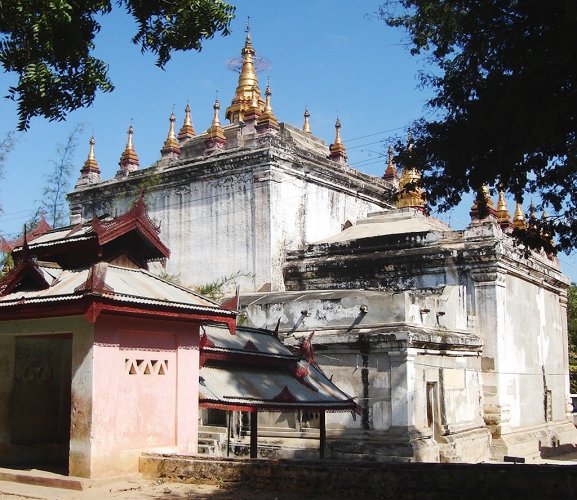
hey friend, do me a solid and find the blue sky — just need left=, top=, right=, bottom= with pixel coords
left=1, top=0, right=576, bottom=281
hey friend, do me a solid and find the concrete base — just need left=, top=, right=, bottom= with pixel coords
left=490, top=421, right=577, bottom=462
left=438, top=427, right=492, bottom=463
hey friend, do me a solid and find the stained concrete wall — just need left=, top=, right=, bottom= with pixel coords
left=140, top=454, right=577, bottom=500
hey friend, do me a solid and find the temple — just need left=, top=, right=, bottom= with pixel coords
left=1, top=26, right=574, bottom=474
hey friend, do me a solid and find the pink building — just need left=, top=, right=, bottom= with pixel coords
left=0, top=195, right=236, bottom=478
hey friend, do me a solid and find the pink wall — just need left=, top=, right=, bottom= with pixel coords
left=89, top=315, right=199, bottom=476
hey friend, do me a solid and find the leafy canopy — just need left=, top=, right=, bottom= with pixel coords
left=380, top=1, right=577, bottom=251
left=0, top=0, right=235, bottom=130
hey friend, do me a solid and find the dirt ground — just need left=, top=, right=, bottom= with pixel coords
left=0, top=476, right=329, bottom=499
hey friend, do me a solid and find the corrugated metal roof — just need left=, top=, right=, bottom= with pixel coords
left=199, top=361, right=354, bottom=409
left=0, top=263, right=229, bottom=314
left=201, top=324, right=292, bottom=356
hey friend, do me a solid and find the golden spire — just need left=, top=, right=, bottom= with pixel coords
left=204, top=98, right=226, bottom=150
left=118, top=124, right=139, bottom=172
left=225, top=20, right=264, bottom=123
left=256, top=81, right=279, bottom=132
left=329, top=118, right=347, bottom=163
left=397, top=131, right=425, bottom=209
left=383, top=144, right=398, bottom=180
left=512, top=201, right=527, bottom=229
left=496, top=189, right=511, bottom=227
left=528, top=201, right=537, bottom=229
left=178, top=103, right=196, bottom=142
left=470, top=184, right=495, bottom=219
left=161, top=112, right=181, bottom=159
left=80, top=136, right=100, bottom=175
left=303, top=107, right=311, bottom=134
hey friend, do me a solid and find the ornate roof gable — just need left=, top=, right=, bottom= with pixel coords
left=90, top=192, right=170, bottom=262
left=0, top=236, right=51, bottom=296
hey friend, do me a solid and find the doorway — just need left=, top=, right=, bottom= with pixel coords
left=8, top=335, right=72, bottom=473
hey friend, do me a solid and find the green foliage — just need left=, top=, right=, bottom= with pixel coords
left=157, top=270, right=181, bottom=284
left=0, top=1, right=235, bottom=130
left=380, top=1, right=577, bottom=251
left=41, top=123, right=83, bottom=228
left=568, top=284, right=577, bottom=392
left=194, top=271, right=254, bottom=300
left=0, top=131, right=17, bottom=214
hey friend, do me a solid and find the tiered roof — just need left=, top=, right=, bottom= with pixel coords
left=199, top=324, right=358, bottom=413
left=0, top=194, right=236, bottom=332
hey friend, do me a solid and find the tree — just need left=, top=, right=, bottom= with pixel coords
left=379, top=1, right=577, bottom=251
left=0, top=0, right=235, bottom=130
left=568, top=284, right=577, bottom=392
left=0, top=131, right=17, bottom=214
left=41, top=123, right=84, bottom=228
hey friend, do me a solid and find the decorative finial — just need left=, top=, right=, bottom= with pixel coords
left=303, top=107, right=311, bottom=134
left=118, top=124, right=140, bottom=174
left=513, top=201, right=527, bottom=229
left=161, top=111, right=181, bottom=159
left=329, top=117, right=347, bottom=163
left=178, top=103, right=196, bottom=142
left=383, top=144, right=398, bottom=181
left=77, top=135, right=101, bottom=184
left=256, top=80, right=279, bottom=133
left=496, top=189, right=511, bottom=227
left=204, top=97, right=226, bottom=151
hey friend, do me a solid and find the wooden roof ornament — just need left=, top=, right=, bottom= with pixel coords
left=0, top=229, right=50, bottom=296
left=299, top=330, right=317, bottom=365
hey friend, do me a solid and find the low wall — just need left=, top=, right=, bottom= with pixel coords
left=140, top=454, right=577, bottom=499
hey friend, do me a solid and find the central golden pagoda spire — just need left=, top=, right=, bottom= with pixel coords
left=226, top=19, right=265, bottom=123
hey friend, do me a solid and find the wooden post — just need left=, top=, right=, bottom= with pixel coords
left=319, top=410, right=326, bottom=460
left=250, top=411, right=258, bottom=459
left=227, top=410, right=231, bottom=457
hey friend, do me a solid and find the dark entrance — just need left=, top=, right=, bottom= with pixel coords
left=8, top=335, right=72, bottom=473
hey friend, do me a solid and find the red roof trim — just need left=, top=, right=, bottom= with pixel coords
left=199, top=400, right=358, bottom=413
left=91, top=194, right=170, bottom=260
left=0, top=296, right=237, bottom=332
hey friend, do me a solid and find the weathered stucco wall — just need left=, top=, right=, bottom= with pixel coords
left=89, top=316, right=200, bottom=477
